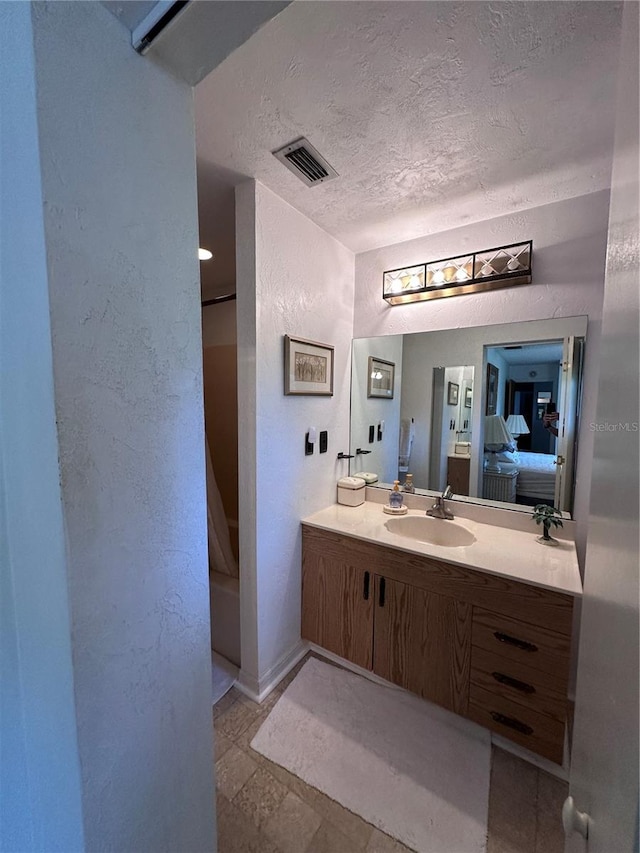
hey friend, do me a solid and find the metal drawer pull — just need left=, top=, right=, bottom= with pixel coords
left=493, top=631, right=538, bottom=652
left=492, top=672, right=535, bottom=694
left=379, top=577, right=386, bottom=608
left=490, top=711, right=533, bottom=736
left=363, top=571, right=370, bottom=601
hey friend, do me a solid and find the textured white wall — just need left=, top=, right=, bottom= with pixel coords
left=354, top=193, right=610, bottom=561
left=31, top=4, right=215, bottom=850
left=350, top=337, right=403, bottom=484
left=235, top=182, right=260, bottom=693
left=0, top=5, right=84, bottom=850
left=236, top=181, right=355, bottom=694
left=568, top=3, right=638, bottom=849
left=354, top=193, right=608, bottom=338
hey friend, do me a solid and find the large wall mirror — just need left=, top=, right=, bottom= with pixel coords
left=349, top=316, right=587, bottom=516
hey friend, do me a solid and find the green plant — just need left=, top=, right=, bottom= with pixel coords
left=532, top=504, right=564, bottom=541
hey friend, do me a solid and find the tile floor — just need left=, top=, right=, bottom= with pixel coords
left=214, top=655, right=568, bottom=853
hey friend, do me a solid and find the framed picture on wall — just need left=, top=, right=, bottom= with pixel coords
left=464, top=386, right=473, bottom=408
left=486, top=363, right=499, bottom=415
left=367, top=356, right=395, bottom=398
left=284, top=335, right=334, bottom=396
left=447, top=382, right=459, bottom=406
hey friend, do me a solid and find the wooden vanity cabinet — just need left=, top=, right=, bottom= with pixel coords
left=301, top=524, right=575, bottom=764
left=302, top=526, right=470, bottom=714
left=301, top=548, right=373, bottom=669
left=466, top=607, right=572, bottom=762
left=373, top=577, right=471, bottom=715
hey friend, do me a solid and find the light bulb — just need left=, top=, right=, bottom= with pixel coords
left=199, top=247, right=213, bottom=261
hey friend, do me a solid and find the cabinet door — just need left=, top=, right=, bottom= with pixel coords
left=302, top=549, right=374, bottom=669
left=447, top=456, right=470, bottom=495
left=373, top=576, right=471, bottom=714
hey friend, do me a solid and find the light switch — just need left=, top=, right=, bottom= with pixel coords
left=305, top=432, right=314, bottom=455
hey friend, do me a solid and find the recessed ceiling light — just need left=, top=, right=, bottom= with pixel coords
left=199, top=248, right=213, bottom=261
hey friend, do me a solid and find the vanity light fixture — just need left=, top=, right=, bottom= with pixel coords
left=383, top=240, right=532, bottom=305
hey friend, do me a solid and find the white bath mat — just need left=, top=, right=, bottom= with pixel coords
left=251, top=657, right=490, bottom=853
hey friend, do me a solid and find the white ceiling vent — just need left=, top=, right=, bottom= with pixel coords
left=273, top=138, right=338, bottom=187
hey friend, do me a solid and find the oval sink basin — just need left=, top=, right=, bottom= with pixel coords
left=384, top=516, right=477, bottom=548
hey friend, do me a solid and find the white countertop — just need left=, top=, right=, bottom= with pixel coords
left=302, top=501, right=582, bottom=598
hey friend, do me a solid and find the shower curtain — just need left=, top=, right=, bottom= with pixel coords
left=205, top=439, right=238, bottom=578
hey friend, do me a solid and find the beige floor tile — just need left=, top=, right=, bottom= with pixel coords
left=218, top=661, right=551, bottom=853
left=307, top=821, right=361, bottom=853
left=534, top=770, right=568, bottom=853
left=216, top=697, right=259, bottom=742
left=299, top=786, right=374, bottom=850
left=213, top=689, right=240, bottom=720
left=487, top=837, right=528, bottom=853
left=214, top=730, right=234, bottom=762
left=232, top=765, right=289, bottom=828
left=254, top=753, right=317, bottom=801
left=215, top=744, right=258, bottom=801
left=365, top=828, right=415, bottom=853
left=263, top=791, right=323, bottom=853
left=234, top=709, right=270, bottom=754
left=236, top=691, right=262, bottom=711
left=490, top=748, right=539, bottom=801
left=216, top=791, right=281, bottom=853
left=487, top=748, right=537, bottom=853
left=254, top=693, right=279, bottom=719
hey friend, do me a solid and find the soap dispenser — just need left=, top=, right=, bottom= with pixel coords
left=402, top=473, right=415, bottom=493
left=388, top=481, right=404, bottom=509
left=383, top=481, right=408, bottom=515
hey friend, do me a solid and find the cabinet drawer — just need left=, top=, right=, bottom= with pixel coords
left=468, top=685, right=565, bottom=764
left=472, top=607, right=571, bottom=678
left=470, top=646, right=568, bottom=722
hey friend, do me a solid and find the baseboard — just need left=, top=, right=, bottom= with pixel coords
left=236, top=640, right=308, bottom=704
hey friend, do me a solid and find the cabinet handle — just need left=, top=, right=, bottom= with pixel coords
left=363, top=571, right=370, bottom=601
left=492, top=672, right=536, bottom=694
left=490, top=711, right=533, bottom=736
left=379, top=577, right=386, bottom=608
left=493, top=631, right=538, bottom=653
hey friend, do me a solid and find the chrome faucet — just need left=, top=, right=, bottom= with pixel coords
left=427, top=485, right=454, bottom=519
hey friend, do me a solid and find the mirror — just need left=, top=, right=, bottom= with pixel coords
left=349, top=316, right=587, bottom=516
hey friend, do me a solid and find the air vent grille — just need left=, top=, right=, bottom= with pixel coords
left=273, top=138, right=338, bottom=187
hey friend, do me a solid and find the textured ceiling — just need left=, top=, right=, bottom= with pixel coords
left=195, top=0, right=623, bottom=297
left=101, top=0, right=159, bottom=32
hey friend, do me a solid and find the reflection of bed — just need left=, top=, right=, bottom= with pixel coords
left=502, top=451, right=557, bottom=501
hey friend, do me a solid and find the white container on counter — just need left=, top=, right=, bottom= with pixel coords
left=337, top=476, right=366, bottom=507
